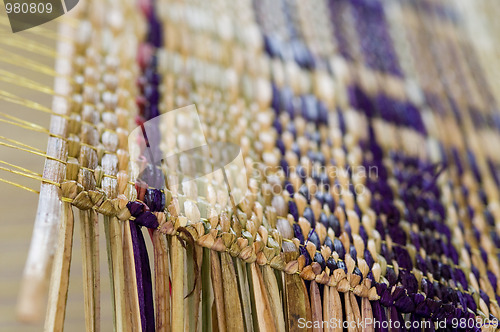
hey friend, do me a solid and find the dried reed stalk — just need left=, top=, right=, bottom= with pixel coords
left=310, top=281, right=322, bottom=332
left=323, top=286, right=332, bottom=332
left=361, top=297, right=374, bottom=332
left=92, top=212, right=100, bottom=331
left=185, top=243, right=196, bottom=331
left=350, top=292, right=361, bottom=331
left=152, top=228, right=170, bottom=331
left=262, top=265, right=285, bottom=331
left=201, top=248, right=213, bottom=332
left=283, top=253, right=311, bottom=331
left=344, top=292, right=359, bottom=332
left=235, top=259, right=254, bottom=332
left=210, top=250, right=226, bottom=332
left=80, top=210, right=98, bottom=332
left=18, top=20, right=74, bottom=323
left=171, top=235, right=185, bottom=331
left=192, top=245, right=203, bottom=332
left=44, top=185, right=75, bottom=331
left=104, top=216, right=128, bottom=331
left=249, top=262, right=277, bottom=332
left=220, top=252, right=244, bottom=331
left=103, top=216, right=116, bottom=329
left=123, top=220, right=141, bottom=331
left=330, top=287, right=343, bottom=332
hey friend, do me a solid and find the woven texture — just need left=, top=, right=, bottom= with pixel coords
left=19, top=0, right=500, bottom=330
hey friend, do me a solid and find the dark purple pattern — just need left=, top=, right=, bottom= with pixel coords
left=299, top=245, right=311, bottom=266
left=303, top=207, right=315, bottom=227
left=333, top=238, right=345, bottom=260
left=144, top=189, right=165, bottom=212
left=314, top=252, right=326, bottom=270
left=326, top=257, right=338, bottom=274
left=350, top=0, right=402, bottom=76
left=130, top=1, right=165, bottom=329
left=306, top=229, right=320, bottom=248
left=130, top=221, right=155, bottom=332
left=328, top=0, right=354, bottom=61
left=371, top=300, right=388, bottom=332
left=288, top=201, right=299, bottom=221
left=293, top=223, right=304, bottom=244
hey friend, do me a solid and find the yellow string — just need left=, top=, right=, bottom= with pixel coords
left=0, top=140, right=135, bottom=186
left=0, top=152, right=138, bottom=191
left=0, top=165, right=61, bottom=187
left=0, top=90, right=56, bottom=115
left=0, top=115, right=119, bottom=157
left=0, top=141, right=66, bottom=164
left=0, top=111, right=71, bottom=142
left=0, top=160, right=42, bottom=177
left=0, top=49, right=62, bottom=78
left=0, top=90, right=71, bottom=121
left=0, top=36, right=57, bottom=58
left=0, top=71, right=66, bottom=98
left=0, top=90, right=120, bottom=137
left=0, top=177, right=39, bottom=194
left=0, top=114, right=119, bottom=157
left=0, top=118, right=53, bottom=138
left=0, top=111, right=51, bottom=134
left=0, top=21, right=64, bottom=41
left=0, top=135, right=45, bottom=154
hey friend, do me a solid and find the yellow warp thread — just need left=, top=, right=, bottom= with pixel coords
left=0, top=70, right=66, bottom=98
left=0, top=178, right=39, bottom=194
left=0, top=36, right=57, bottom=58
left=0, top=20, right=64, bottom=41
left=0, top=135, right=45, bottom=154
left=0, top=90, right=121, bottom=137
left=0, top=165, right=61, bottom=187
left=0, top=141, right=66, bottom=164
left=0, top=160, right=42, bottom=177
left=0, top=90, right=63, bottom=115
left=0, top=49, right=62, bottom=78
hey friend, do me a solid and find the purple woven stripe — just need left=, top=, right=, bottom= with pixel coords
left=350, top=0, right=402, bottom=76
left=348, top=84, right=427, bottom=134
left=371, top=300, right=388, bottom=332
left=130, top=0, right=164, bottom=328
left=360, top=122, right=491, bottom=327
left=328, top=0, right=354, bottom=61
left=130, top=221, right=156, bottom=332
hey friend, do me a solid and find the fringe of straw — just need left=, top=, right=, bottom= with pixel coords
left=80, top=210, right=100, bottom=332
left=44, top=189, right=74, bottom=331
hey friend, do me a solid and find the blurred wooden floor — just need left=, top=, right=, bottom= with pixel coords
left=0, top=14, right=113, bottom=332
